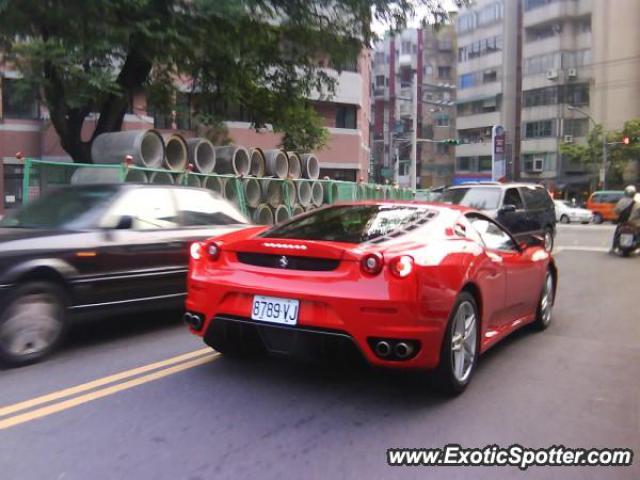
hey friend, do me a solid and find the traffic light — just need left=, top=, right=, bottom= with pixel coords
left=623, top=136, right=630, bottom=145
left=442, top=138, right=460, bottom=145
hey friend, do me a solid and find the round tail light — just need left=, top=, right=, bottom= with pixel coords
left=361, top=253, right=384, bottom=275
left=389, top=255, right=414, bottom=278
left=207, top=241, right=221, bottom=261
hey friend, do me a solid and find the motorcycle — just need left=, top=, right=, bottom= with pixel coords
left=617, top=222, right=639, bottom=257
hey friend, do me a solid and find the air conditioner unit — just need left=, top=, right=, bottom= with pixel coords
left=566, top=68, right=577, bottom=79
left=532, top=158, right=544, bottom=172
left=564, top=134, right=574, bottom=143
left=546, top=69, right=558, bottom=80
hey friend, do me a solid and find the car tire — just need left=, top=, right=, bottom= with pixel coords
left=560, top=215, right=570, bottom=224
left=532, top=270, right=555, bottom=331
left=543, top=227, right=554, bottom=252
left=434, top=292, right=479, bottom=396
left=0, top=281, right=67, bottom=367
left=593, top=213, right=603, bottom=224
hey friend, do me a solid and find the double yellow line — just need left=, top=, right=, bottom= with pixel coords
left=0, top=348, right=220, bottom=430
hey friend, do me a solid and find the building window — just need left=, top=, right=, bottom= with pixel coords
left=564, top=118, right=589, bottom=137
left=458, top=35, right=502, bottom=63
left=457, top=157, right=473, bottom=171
left=525, top=0, right=563, bottom=11
left=401, top=41, right=413, bottom=54
left=524, top=120, right=555, bottom=138
left=436, top=143, right=449, bottom=154
left=477, top=2, right=504, bottom=26
left=523, top=52, right=561, bottom=75
left=438, top=39, right=453, bottom=51
left=522, top=152, right=557, bottom=172
left=374, top=51, right=385, bottom=65
left=526, top=23, right=562, bottom=43
left=335, top=105, right=357, bottom=129
left=435, top=115, right=450, bottom=127
left=483, top=70, right=497, bottom=83
left=478, top=156, right=492, bottom=172
left=438, top=66, right=451, bottom=79
left=459, top=73, right=476, bottom=89
left=375, top=75, right=385, bottom=87
left=522, top=83, right=590, bottom=108
left=1, top=78, right=39, bottom=119
left=457, top=12, right=476, bottom=33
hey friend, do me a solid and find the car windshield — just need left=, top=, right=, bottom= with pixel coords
left=0, top=186, right=118, bottom=229
left=261, top=205, right=437, bottom=243
left=440, top=187, right=501, bottom=210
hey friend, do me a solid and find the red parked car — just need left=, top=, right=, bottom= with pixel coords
left=185, top=202, right=557, bottom=394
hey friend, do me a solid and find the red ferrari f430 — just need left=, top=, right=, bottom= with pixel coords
left=185, top=202, right=557, bottom=394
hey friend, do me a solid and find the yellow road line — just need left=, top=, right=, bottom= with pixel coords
left=0, top=347, right=213, bottom=418
left=0, top=353, right=220, bottom=430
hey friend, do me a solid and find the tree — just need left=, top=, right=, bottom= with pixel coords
left=0, top=0, right=458, bottom=163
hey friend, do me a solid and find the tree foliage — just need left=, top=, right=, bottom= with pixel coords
left=0, top=0, right=457, bottom=162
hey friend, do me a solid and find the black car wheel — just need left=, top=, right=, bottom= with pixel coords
left=434, top=292, right=479, bottom=396
left=560, top=214, right=570, bottom=224
left=593, top=213, right=603, bottom=224
left=0, top=282, right=67, bottom=367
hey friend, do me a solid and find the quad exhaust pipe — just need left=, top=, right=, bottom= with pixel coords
left=183, top=312, right=204, bottom=331
left=394, top=342, right=414, bottom=359
left=374, top=340, right=392, bottom=358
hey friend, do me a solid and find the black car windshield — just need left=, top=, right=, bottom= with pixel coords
left=261, top=205, right=436, bottom=243
left=440, top=187, right=501, bottom=210
left=0, top=186, right=118, bottom=229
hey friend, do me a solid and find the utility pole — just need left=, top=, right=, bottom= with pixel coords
left=602, top=137, right=607, bottom=190
left=410, top=71, right=418, bottom=190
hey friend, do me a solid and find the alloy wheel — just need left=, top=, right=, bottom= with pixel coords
left=450, top=300, right=477, bottom=384
left=540, top=273, right=554, bottom=327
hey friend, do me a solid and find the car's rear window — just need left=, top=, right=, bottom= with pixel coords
left=591, top=192, right=623, bottom=204
left=261, top=205, right=437, bottom=243
left=440, top=187, right=501, bottom=210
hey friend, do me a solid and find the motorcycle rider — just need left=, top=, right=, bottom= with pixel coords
left=610, top=185, right=640, bottom=253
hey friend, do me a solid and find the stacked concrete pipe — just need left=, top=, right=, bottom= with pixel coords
left=291, top=204, right=305, bottom=217
left=300, top=153, right=320, bottom=179
left=296, top=180, right=312, bottom=206
left=203, top=176, right=224, bottom=195
left=149, top=171, right=175, bottom=185
left=224, top=178, right=239, bottom=204
left=252, top=204, right=274, bottom=225
left=262, top=179, right=283, bottom=208
left=162, top=133, right=188, bottom=171
left=249, top=148, right=266, bottom=177
left=287, top=152, right=302, bottom=179
left=323, top=182, right=339, bottom=204
left=186, top=138, right=216, bottom=173
left=284, top=180, right=297, bottom=205
left=311, top=181, right=324, bottom=207
left=71, top=167, right=149, bottom=184
left=215, top=145, right=251, bottom=176
left=273, top=204, right=290, bottom=224
left=179, top=173, right=201, bottom=187
left=91, top=130, right=164, bottom=168
left=262, top=149, right=289, bottom=179
left=242, top=178, right=262, bottom=208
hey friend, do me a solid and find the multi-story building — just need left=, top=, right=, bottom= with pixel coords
left=454, top=0, right=520, bottom=185
left=371, top=25, right=457, bottom=188
left=0, top=54, right=370, bottom=213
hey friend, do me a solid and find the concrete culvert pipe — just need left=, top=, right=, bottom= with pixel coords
left=253, top=204, right=274, bottom=225
left=300, top=153, right=320, bottom=179
left=179, top=174, right=201, bottom=187
left=215, top=145, right=250, bottom=176
left=291, top=204, right=305, bottom=217
left=150, top=171, right=175, bottom=185
left=162, top=133, right=188, bottom=171
left=287, top=152, right=302, bottom=179
left=262, top=179, right=283, bottom=208
left=323, top=182, right=339, bottom=204
left=70, top=167, right=148, bottom=184
left=186, top=138, right=216, bottom=173
left=284, top=180, right=298, bottom=205
left=311, top=181, right=324, bottom=207
left=242, top=178, right=262, bottom=208
left=296, top=180, right=312, bottom=206
left=274, top=205, right=290, bottom=224
left=250, top=148, right=266, bottom=177
left=203, top=176, right=223, bottom=195
left=262, top=149, right=289, bottom=179
left=224, top=178, right=239, bottom=204
left=91, top=130, right=164, bottom=168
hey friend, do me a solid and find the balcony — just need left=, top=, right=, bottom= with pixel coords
left=456, top=111, right=501, bottom=130
left=455, top=142, right=492, bottom=157
left=524, top=0, right=592, bottom=28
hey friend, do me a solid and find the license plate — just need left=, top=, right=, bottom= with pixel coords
left=620, top=233, right=634, bottom=248
left=251, top=295, right=299, bottom=325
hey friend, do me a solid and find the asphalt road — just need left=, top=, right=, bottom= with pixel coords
left=1, top=224, right=638, bottom=480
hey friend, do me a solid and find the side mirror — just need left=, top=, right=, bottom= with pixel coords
left=114, top=215, right=134, bottom=230
left=500, top=204, right=517, bottom=214
left=519, top=235, right=544, bottom=250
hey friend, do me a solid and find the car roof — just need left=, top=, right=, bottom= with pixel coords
left=446, top=182, right=545, bottom=190
left=321, top=200, right=476, bottom=214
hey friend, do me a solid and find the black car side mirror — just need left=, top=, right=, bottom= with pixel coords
left=499, top=204, right=517, bottom=214
left=115, top=215, right=134, bottom=230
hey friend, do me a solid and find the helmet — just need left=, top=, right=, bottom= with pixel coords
left=624, top=185, right=637, bottom=197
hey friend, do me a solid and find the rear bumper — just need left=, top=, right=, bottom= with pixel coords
left=187, top=277, right=448, bottom=370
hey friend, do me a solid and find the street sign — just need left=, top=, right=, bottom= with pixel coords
left=492, top=125, right=506, bottom=182
left=599, top=167, right=605, bottom=183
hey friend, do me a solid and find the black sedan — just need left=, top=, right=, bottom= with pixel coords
left=0, top=184, right=250, bottom=366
